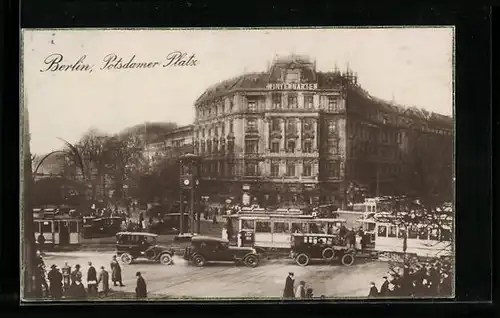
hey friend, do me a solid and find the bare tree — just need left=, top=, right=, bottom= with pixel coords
left=63, top=129, right=108, bottom=201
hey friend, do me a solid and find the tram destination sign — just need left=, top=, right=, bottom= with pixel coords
left=266, top=83, right=318, bottom=90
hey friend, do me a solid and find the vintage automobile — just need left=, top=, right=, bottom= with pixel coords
left=290, top=233, right=355, bottom=267
left=183, top=236, right=260, bottom=267
left=115, top=232, right=175, bottom=265
left=83, top=216, right=123, bottom=238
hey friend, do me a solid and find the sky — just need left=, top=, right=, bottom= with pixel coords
left=23, top=27, right=454, bottom=155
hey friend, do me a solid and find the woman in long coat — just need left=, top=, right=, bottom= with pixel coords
left=110, top=256, right=124, bottom=287
left=97, top=266, right=110, bottom=297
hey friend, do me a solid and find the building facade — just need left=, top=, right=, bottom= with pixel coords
left=190, top=55, right=453, bottom=208
left=143, top=125, right=194, bottom=169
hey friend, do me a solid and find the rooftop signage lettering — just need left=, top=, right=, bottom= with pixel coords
left=266, top=83, right=318, bottom=90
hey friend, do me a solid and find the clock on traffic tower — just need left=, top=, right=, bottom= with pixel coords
left=178, top=153, right=201, bottom=238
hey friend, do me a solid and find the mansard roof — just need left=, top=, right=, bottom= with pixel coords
left=347, top=84, right=453, bottom=127
left=194, top=55, right=452, bottom=126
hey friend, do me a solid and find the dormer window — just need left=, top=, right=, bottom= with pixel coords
left=285, top=70, right=300, bottom=83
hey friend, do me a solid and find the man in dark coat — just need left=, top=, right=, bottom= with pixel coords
left=87, top=261, right=98, bottom=296
left=339, top=224, right=347, bottom=240
left=379, top=276, right=390, bottom=297
left=283, top=272, right=295, bottom=298
left=110, top=255, right=125, bottom=287
left=135, top=272, right=147, bottom=298
left=368, top=282, right=379, bottom=298
left=47, top=264, right=63, bottom=299
left=346, top=228, right=356, bottom=249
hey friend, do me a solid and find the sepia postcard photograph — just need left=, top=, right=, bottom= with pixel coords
left=20, top=27, right=454, bottom=302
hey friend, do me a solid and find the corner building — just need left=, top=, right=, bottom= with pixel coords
left=193, top=55, right=452, bottom=208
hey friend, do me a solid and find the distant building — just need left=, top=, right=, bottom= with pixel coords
left=188, top=54, right=452, bottom=208
left=143, top=125, right=194, bottom=169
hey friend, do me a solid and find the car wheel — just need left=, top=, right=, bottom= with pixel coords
left=244, top=255, right=259, bottom=268
left=295, top=253, right=310, bottom=266
left=322, top=247, right=335, bottom=261
left=120, top=253, right=133, bottom=265
left=159, top=253, right=173, bottom=265
left=341, top=253, right=355, bottom=266
left=192, top=254, right=206, bottom=267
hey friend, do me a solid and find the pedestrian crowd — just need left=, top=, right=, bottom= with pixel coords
left=282, top=272, right=318, bottom=299
left=367, top=261, right=453, bottom=298
left=36, top=252, right=148, bottom=300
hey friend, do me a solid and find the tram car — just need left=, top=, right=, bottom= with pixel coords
left=223, top=209, right=347, bottom=253
left=33, top=208, right=83, bottom=247
left=357, top=213, right=453, bottom=259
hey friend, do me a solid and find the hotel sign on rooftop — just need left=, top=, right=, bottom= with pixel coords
left=266, top=83, right=318, bottom=90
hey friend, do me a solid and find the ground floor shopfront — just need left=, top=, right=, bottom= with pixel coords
left=198, top=179, right=349, bottom=209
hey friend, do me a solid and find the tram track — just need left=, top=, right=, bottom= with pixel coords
left=147, top=266, right=237, bottom=294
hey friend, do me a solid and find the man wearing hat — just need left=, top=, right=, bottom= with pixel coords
left=379, top=275, right=390, bottom=297
left=87, top=262, right=98, bottom=296
left=62, top=262, right=71, bottom=292
left=135, top=272, right=147, bottom=298
left=70, top=264, right=82, bottom=285
left=368, top=282, right=379, bottom=298
left=47, top=264, right=63, bottom=299
left=283, top=272, right=295, bottom=298
left=98, top=266, right=110, bottom=297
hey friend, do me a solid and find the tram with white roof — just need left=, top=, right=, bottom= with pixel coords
left=33, top=207, right=83, bottom=247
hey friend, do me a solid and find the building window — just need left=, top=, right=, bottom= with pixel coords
left=248, top=100, right=257, bottom=112
left=272, top=93, right=282, bottom=109
left=286, top=162, right=296, bottom=177
left=229, top=98, right=234, bottom=111
left=327, top=161, right=340, bottom=178
left=229, top=120, right=234, bottom=133
left=328, top=120, right=337, bottom=134
left=227, top=162, right=234, bottom=176
left=245, top=162, right=259, bottom=176
left=303, top=162, right=312, bottom=177
left=208, top=128, right=212, bottom=137
left=328, top=139, right=338, bottom=154
left=287, top=140, right=296, bottom=153
left=288, top=94, right=298, bottom=109
left=328, top=97, right=338, bottom=112
left=304, top=95, right=314, bottom=109
left=271, top=118, right=281, bottom=131
left=287, top=120, right=297, bottom=134
left=246, top=119, right=258, bottom=132
left=202, top=129, right=206, bottom=138
left=207, top=140, right=212, bottom=153
left=245, top=139, right=259, bottom=153
left=271, top=162, right=280, bottom=177
left=303, top=140, right=313, bottom=153
left=303, top=120, right=313, bottom=132
left=221, top=123, right=225, bottom=136
left=220, top=139, right=225, bottom=152
left=285, top=70, right=300, bottom=83
left=228, top=140, right=234, bottom=153
left=271, top=141, right=280, bottom=153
